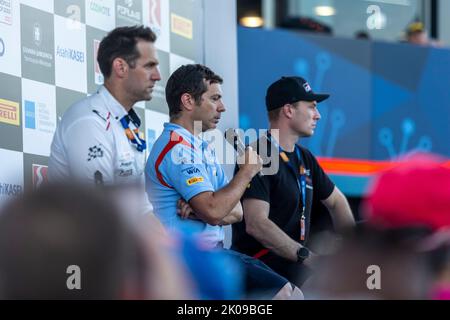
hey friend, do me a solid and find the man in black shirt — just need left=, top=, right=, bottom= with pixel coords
left=232, top=76, right=355, bottom=287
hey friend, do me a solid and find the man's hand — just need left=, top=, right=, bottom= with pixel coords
left=186, top=147, right=262, bottom=226
left=177, top=199, right=199, bottom=220
left=237, top=146, right=263, bottom=178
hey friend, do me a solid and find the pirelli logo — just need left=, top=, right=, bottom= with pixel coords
left=0, top=98, right=20, bottom=126
left=186, top=177, right=204, bottom=186
left=171, top=13, right=193, bottom=39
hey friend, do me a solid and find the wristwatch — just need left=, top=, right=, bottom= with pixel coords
left=297, top=246, right=310, bottom=262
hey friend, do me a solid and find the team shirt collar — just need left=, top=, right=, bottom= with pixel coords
left=163, top=122, right=207, bottom=149
left=98, top=85, right=132, bottom=121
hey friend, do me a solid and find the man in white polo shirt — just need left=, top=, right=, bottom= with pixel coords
left=49, top=26, right=161, bottom=218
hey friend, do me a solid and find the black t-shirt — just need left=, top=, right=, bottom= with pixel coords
left=231, top=137, right=335, bottom=258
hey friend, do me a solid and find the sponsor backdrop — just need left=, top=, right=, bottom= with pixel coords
left=0, top=0, right=206, bottom=206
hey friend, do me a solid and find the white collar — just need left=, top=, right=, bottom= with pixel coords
left=98, top=86, right=128, bottom=120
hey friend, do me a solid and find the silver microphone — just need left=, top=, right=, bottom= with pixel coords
left=224, top=128, right=245, bottom=156
left=224, top=128, right=262, bottom=176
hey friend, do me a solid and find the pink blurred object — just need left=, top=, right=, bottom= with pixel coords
left=430, top=286, right=450, bottom=300
left=364, top=153, right=450, bottom=231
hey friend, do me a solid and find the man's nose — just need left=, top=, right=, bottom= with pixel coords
left=152, top=67, right=161, bottom=81
left=315, top=109, right=321, bottom=120
left=218, top=101, right=226, bottom=113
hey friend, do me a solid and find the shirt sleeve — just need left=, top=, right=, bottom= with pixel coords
left=64, top=116, right=115, bottom=185
left=159, top=143, right=215, bottom=202
left=215, top=163, right=229, bottom=189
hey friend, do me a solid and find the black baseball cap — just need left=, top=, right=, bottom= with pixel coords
left=265, top=76, right=330, bottom=111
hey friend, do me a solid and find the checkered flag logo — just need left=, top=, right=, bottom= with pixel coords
left=87, top=145, right=104, bottom=161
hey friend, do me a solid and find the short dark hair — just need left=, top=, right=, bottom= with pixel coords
left=268, top=108, right=282, bottom=122
left=267, top=101, right=300, bottom=122
left=97, top=25, right=157, bottom=79
left=0, top=184, right=142, bottom=299
left=165, top=64, right=223, bottom=118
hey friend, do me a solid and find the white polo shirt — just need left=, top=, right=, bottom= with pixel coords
left=49, top=86, right=150, bottom=213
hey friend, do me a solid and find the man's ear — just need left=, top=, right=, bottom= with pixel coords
left=282, top=104, right=294, bottom=119
left=112, top=58, right=128, bottom=78
left=180, top=93, right=195, bottom=112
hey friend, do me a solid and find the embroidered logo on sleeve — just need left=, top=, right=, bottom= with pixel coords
left=186, top=177, right=204, bottom=186
left=87, top=145, right=104, bottom=161
left=181, top=166, right=201, bottom=176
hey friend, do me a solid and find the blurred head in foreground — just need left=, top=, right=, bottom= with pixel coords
left=305, top=154, right=450, bottom=299
left=0, top=184, right=193, bottom=299
left=364, top=154, right=450, bottom=299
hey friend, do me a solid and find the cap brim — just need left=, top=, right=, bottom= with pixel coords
left=307, top=93, right=330, bottom=103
